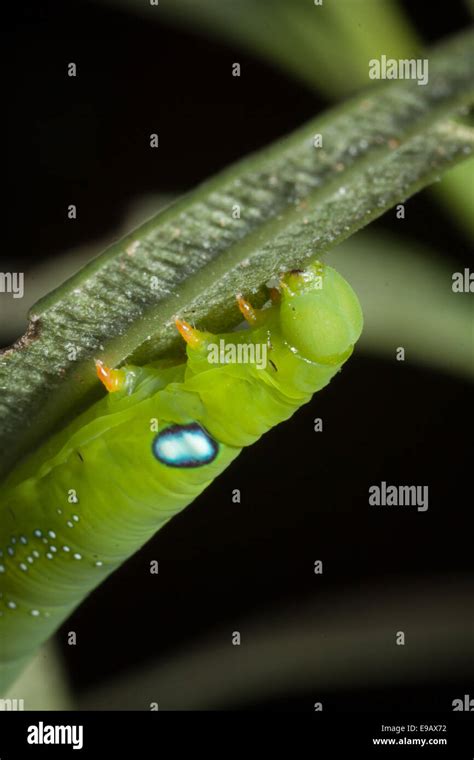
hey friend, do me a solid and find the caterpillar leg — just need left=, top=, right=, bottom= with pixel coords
left=174, top=319, right=210, bottom=350
left=175, top=294, right=267, bottom=346
left=269, top=287, right=281, bottom=304
left=95, top=360, right=127, bottom=393
left=236, top=294, right=259, bottom=324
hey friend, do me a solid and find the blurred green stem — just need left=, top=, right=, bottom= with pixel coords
left=139, top=0, right=473, bottom=237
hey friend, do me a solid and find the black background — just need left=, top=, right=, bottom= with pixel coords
left=2, top=0, right=473, bottom=711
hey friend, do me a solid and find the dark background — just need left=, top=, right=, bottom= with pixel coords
left=3, top=0, right=473, bottom=711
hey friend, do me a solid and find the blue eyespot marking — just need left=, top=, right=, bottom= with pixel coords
left=152, top=423, right=218, bottom=468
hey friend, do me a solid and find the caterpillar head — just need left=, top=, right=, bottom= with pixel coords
left=279, top=261, right=363, bottom=365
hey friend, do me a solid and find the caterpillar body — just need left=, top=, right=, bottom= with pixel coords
left=0, top=261, right=363, bottom=690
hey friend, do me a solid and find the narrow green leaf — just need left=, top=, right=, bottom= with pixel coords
left=1, top=30, right=473, bottom=480
left=147, top=0, right=474, bottom=235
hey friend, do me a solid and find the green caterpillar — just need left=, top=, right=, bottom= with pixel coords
left=0, top=261, right=363, bottom=691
